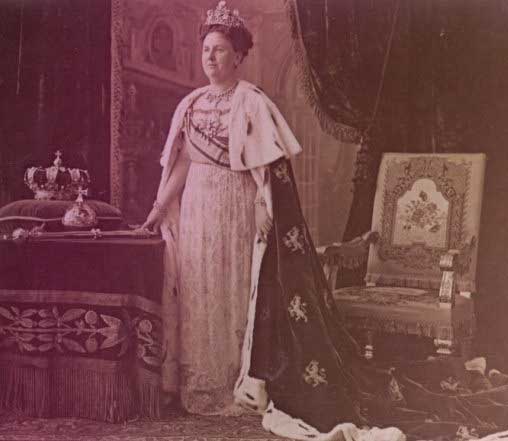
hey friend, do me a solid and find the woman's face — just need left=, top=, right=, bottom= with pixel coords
left=202, top=31, right=241, bottom=84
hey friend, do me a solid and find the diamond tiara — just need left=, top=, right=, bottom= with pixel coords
left=205, top=1, right=246, bottom=29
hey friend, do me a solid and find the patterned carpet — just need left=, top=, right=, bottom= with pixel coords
left=0, top=411, right=285, bottom=441
left=3, top=411, right=506, bottom=441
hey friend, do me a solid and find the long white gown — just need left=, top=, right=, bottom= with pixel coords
left=177, top=89, right=257, bottom=414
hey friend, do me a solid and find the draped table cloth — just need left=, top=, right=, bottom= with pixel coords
left=0, top=237, right=165, bottom=422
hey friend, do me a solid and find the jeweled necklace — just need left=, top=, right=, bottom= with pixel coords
left=205, top=81, right=238, bottom=106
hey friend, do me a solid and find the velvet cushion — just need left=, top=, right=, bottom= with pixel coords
left=0, top=199, right=124, bottom=234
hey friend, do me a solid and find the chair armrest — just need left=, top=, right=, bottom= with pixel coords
left=317, top=231, right=378, bottom=269
left=316, top=230, right=378, bottom=291
left=317, top=231, right=378, bottom=291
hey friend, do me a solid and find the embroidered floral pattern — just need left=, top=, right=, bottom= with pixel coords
left=401, top=190, right=446, bottom=233
left=303, top=360, right=328, bottom=387
left=377, top=157, right=473, bottom=273
left=283, top=225, right=307, bottom=254
left=288, top=295, right=308, bottom=323
left=273, top=161, right=291, bottom=184
left=0, top=305, right=162, bottom=367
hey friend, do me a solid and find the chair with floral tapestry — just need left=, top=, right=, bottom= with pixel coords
left=318, top=153, right=486, bottom=360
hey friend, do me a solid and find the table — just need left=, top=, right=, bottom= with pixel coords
left=0, top=237, right=165, bottom=422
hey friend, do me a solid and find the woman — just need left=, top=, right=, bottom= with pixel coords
left=142, top=1, right=407, bottom=438
left=142, top=0, right=301, bottom=416
left=142, top=2, right=494, bottom=441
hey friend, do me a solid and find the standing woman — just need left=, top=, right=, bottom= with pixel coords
left=142, top=0, right=301, bottom=415
left=144, top=2, right=508, bottom=440
left=142, top=2, right=405, bottom=440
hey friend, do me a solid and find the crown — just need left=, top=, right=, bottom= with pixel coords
left=24, top=150, right=91, bottom=201
left=205, top=1, right=245, bottom=29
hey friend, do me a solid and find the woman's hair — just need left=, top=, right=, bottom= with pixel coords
left=199, top=24, right=253, bottom=60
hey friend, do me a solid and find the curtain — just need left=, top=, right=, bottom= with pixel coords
left=0, top=0, right=111, bottom=203
left=285, top=0, right=508, bottom=240
left=285, top=0, right=411, bottom=241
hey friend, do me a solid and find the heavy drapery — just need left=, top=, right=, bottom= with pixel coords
left=285, top=0, right=508, bottom=239
left=0, top=0, right=111, bottom=204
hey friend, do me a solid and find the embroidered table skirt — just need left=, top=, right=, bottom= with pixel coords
left=0, top=237, right=165, bottom=422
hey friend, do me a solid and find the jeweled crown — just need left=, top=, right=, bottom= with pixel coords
left=24, top=150, right=91, bottom=201
left=205, top=1, right=245, bottom=29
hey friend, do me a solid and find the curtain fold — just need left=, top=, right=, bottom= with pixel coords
left=285, top=0, right=411, bottom=241
left=284, top=0, right=406, bottom=139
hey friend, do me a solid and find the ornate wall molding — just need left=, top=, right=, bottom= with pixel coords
left=123, top=0, right=203, bottom=88
left=110, top=0, right=198, bottom=215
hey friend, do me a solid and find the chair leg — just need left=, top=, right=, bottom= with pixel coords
left=434, top=325, right=453, bottom=355
left=365, top=330, right=374, bottom=360
left=434, top=339, right=453, bottom=355
left=460, top=336, right=473, bottom=361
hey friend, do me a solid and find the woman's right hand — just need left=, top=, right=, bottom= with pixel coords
left=255, top=200, right=273, bottom=243
left=141, top=207, right=164, bottom=233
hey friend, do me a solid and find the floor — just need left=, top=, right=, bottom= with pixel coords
left=0, top=410, right=284, bottom=441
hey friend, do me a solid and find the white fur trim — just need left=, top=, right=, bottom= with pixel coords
left=465, top=357, right=487, bottom=375
left=159, top=80, right=302, bottom=173
left=262, top=402, right=405, bottom=441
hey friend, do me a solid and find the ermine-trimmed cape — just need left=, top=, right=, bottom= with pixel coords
left=159, top=79, right=302, bottom=175
left=156, top=80, right=406, bottom=441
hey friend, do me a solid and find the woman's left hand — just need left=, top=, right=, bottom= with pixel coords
left=255, top=202, right=273, bottom=242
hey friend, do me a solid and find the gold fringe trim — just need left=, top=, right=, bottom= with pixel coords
left=365, top=273, right=475, bottom=294
left=320, top=253, right=367, bottom=271
left=282, top=0, right=360, bottom=144
left=339, top=313, right=475, bottom=339
left=0, top=363, right=160, bottom=422
left=365, top=273, right=441, bottom=291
